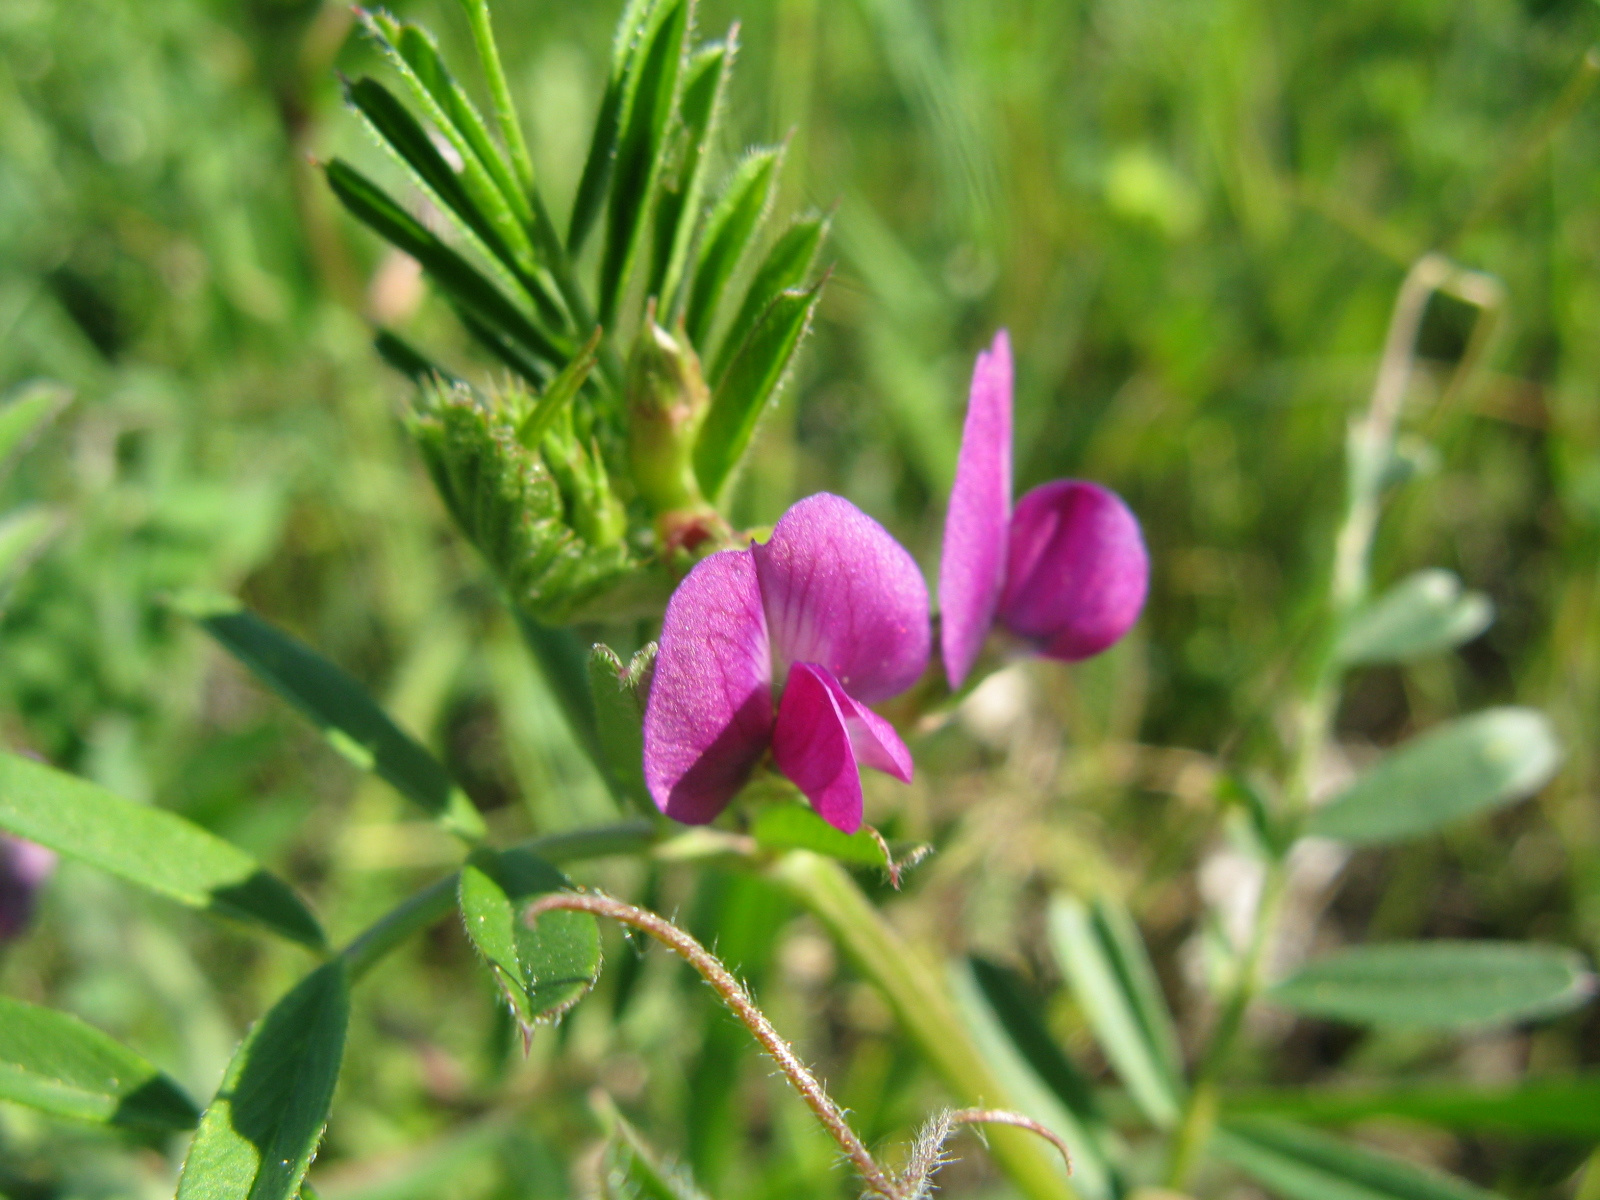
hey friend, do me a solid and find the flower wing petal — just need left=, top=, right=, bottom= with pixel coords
left=773, top=662, right=913, bottom=833
left=939, top=330, right=1014, bottom=688
left=752, top=493, right=930, bottom=703
left=999, top=480, right=1149, bottom=661
left=643, top=549, right=775, bottom=824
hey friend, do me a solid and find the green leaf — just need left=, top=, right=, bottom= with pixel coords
left=1222, top=1074, right=1600, bottom=1138
left=343, top=76, right=562, bottom=329
left=458, top=848, right=600, bottom=1030
left=569, top=0, right=658, bottom=255
left=751, top=801, right=893, bottom=871
left=1270, top=941, right=1595, bottom=1030
left=1335, top=570, right=1493, bottom=667
left=1213, top=1116, right=1498, bottom=1200
left=373, top=330, right=459, bottom=387
left=683, top=148, right=782, bottom=349
left=710, top=213, right=828, bottom=388
left=588, top=643, right=656, bottom=816
left=0, top=505, right=60, bottom=591
left=599, top=1108, right=710, bottom=1200
left=0, top=996, right=199, bottom=1132
left=1306, top=708, right=1561, bottom=844
left=178, top=962, right=350, bottom=1200
left=955, top=960, right=1121, bottom=1200
left=0, top=750, right=325, bottom=949
left=653, top=38, right=735, bottom=312
left=598, top=0, right=691, bottom=325
left=1048, top=894, right=1184, bottom=1128
left=0, top=381, right=70, bottom=468
left=177, top=597, right=485, bottom=841
left=325, top=159, right=564, bottom=371
left=692, top=279, right=822, bottom=502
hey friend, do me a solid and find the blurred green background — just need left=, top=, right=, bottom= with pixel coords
left=2, top=0, right=1598, bottom=1196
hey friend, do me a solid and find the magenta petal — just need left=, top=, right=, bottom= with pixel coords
left=939, top=330, right=1014, bottom=688
left=642, top=549, right=775, bottom=825
left=998, top=480, right=1149, bottom=661
left=772, top=663, right=913, bottom=833
left=751, top=493, right=930, bottom=703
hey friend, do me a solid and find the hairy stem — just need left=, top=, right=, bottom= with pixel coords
left=769, top=851, right=1078, bottom=1200
left=522, top=890, right=901, bottom=1198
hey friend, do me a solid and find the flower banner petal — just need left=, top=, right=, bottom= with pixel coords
left=939, top=330, right=1014, bottom=688
left=752, top=493, right=930, bottom=703
left=999, top=480, right=1149, bottom=661
left=642, top=549, right=775, bottom=824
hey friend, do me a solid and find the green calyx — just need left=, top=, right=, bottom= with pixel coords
left=625, top=313, right=720, bottom=531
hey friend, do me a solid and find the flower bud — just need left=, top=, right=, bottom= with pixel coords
left=0, top=835, right=55, bottom=943
left=998, top=480, right=1149, bottom=662
left=625, top=313, right=713, bottom=519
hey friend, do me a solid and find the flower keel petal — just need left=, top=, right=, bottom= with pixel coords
left=643, top=549, right=775, bottom=824
left=752, top=493, right=930, bottom=703
left=939, top=330, right=1013, bottom=688
left=773, top=663, right=912, bottom=833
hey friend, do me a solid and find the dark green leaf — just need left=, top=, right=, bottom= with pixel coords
left=1048, top=894, right=1183, bottom=1129
left=459, top=848, right=600, bottom=1030
left=177, top=962, right=350, bottom=1200
left=373, top=330, right=459, bottom=387
left=0, top=997, right=199, bottom=1132
left=958, top=960, right=1122, bottom=1200
left=1222, top=1075, right=1600, bottom=1138
left=1213, top=1117, right=1498, bottom=1200
left=587, top=643, right=656, bottom=816
left=693, top=279, right=821, bottom=501
left=1335, top=570, right=1493, bottom=667
left=598, top=0, right=691, bottom=324
left=344, top=76, right=563, bottom=329
left=569, top=0, right=659, bottom=254
left=324, top=159, right=564, bottom=370
left=710, top=213, right=827, bottom=387
left=1271, top=941, right=1594, bottom=1030
left=176, top=596, right=485, bottom=840
left=653, top=38, right=735, bottom=311
left=1306, top=708, right=1561, bottom=844
left=0, top=750, right=324, bottom=949
left=0, top=381, right=70, bottom=468
left=683, top=148, right=782, bottom=349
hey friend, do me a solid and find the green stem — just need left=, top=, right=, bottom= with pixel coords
left=1164, top=253, right=1503, bottom=1190
left=337, top=820, right=662, bottom=983
left=768, top=851, right=1077, bottom=1200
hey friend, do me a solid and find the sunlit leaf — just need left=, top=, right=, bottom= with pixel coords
left=751, top=801, right=891, bottom=871
left=1213, top=1116, right=1498, bottom=1200
left=600, top=1108, right=710, bottom=1200
left=0, top=997, right=199, bottom=1132
left=459, top=848, right=600, bottom=1031
left=0, top=750, right=325, bottom=949
left=0, top=506, right=60, bottom=593
left=0, top=381, right=70, bottom=468
left=1271, top=941, right=1594, bottom=1030
left=1048, top=894, right=1183, bottom=1128
left=176, top=596, right=485, bottom=840
left=177, top=962, right=350, bottom=1200
left=652, top=38, right=735, bottom=312
left=710, top=213, right=827, bottom=387
left=693, top=279, right=821, bottom=502
left=683, top=148, right=782, bottom=349
left=1335, top=570, right=1493, bottom=667
left=569, top=0, right=659, bottom=255
left=1307, top=708, right=1561, bottom=844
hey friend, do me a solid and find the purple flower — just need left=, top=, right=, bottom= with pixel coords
left=644, top=493, right=930, bottom=833
left=939, top=330, right=1149, bottom=688
left=0, top=835, right=55, bottom=943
